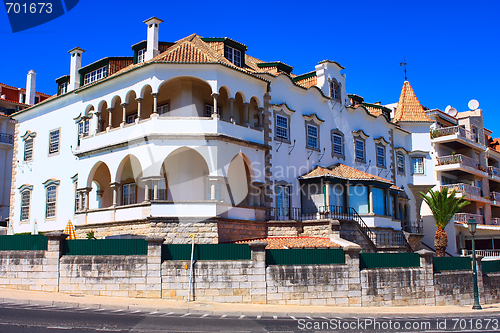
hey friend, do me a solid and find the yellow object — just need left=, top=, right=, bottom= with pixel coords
left=64, top=220, right=77, bottom=239
left=184, top=264, right=188, bottom=269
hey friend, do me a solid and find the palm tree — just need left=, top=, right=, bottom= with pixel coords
left=420, top=187, right=470, bottom=257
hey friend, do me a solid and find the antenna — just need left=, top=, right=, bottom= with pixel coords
left=445, top=105, right=457, bottom=117
left=468, top=99, right=479, bottom=110
left=399, top=57, right=408, bottom=81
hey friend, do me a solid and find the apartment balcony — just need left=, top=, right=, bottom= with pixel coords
left=492, top=218, right=500, bottom=226
left=435, top=154, right=487, bottom=177
left=431, top=126, right=485, bottom=150
left=491, top=192, right=500, bottom=206
left=462, top=249, right=500, bottom=258
left=454, top=212, right=485, bottom=225
left=77, top=116, right=264, bottom=155
left=488, top=166, right=500, bottom=183
left=442, top=183, right=489, bottom=203
left=0, top=133, right=13, bottom=145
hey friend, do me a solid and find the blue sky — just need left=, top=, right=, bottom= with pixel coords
left=1, top=0, right=499, bottom=134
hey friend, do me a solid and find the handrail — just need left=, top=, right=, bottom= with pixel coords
left=436, top=154, right=480, bottom=170
left=491, top=192, right=500, bottom=202
left=488, top=166, right=500, bottom=178
left=442, top=183, right=481, bottom=197
left=402, top=220, right=423, bottom=234
left=454, top=212, right=484, bottom=225
left=432, top=126, right=481, bottom=145
left=267, top=207, right=301, bottom=221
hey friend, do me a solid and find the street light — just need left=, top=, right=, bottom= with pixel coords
left=467, top=218, right=482, bottom=310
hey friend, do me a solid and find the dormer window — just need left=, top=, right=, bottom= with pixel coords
left=137, top=48, right=146, bottom=63
left=330, top=79, right=341, bottom=102
left=58, top=81, right=68, bottom=95
left=83, top=66, right=108, bottom=85
left=225, top=45, right=241, bottom=67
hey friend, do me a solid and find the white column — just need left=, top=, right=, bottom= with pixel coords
left=121, top=103, right=128, bottom=125
left=212, top=93, right=219, bottom=118
left=152, top=93, right=158, bottom=115
left=107, top=108, right=113, bottom=130
left=144, top=182, right=150, bottom=202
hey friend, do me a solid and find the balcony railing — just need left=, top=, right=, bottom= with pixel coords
left=402, top=220, right=423, bottom=234
left=372, top=230, right=408, bottom=248
left=267, top=207, right=301, bottom=221
left=489, top=166, right=500, bottom=178
left=454, top=212, right=484, bottom=225
left=491, top=192, right=500, bottom=202
left=442, top=183, right=482, bottom=197
left=0, top=133, right=13, bottom=144
left=462, top=249, right=500, bottom=258
left=431, top=126, right=482, bottom=146
left=436, top=154, right=482, bottom=170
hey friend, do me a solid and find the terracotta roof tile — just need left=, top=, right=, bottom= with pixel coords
left=234, top=237, right=341, bottom=249
left=364, top=105, right=383, bottom=117
left=394, top=81, right=432, bottom=122
left=300, top=163, right=401, bottom=190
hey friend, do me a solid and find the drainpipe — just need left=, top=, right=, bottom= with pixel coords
left=188, top=234, right=195, bottom=302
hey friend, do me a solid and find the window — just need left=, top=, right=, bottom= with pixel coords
left=34, top=96, right=40, bottom=104
left=49, top=129, right=60, bottom=155
left=157, top=103, right=169, bottom=116
left=46, top=185, right=57, bottom=218
left=330, top=80, right=341, bottom=101
left=472, top=127, right=478, bottom=142
left=412, top=157, right=424, bottom=174
left=77, top=119, right=89, bottom=145
left=355, top=138, right=365, bottom=161
left=137, top=48, right=146, bottom=63
left=122, top=183, right=136, bottom=206
left=58, top=82, right=68, bottom=95
left=372, top=188, right=386, bottom=215
left=24, top=137, right=33, bottom=161
left=276, top=185, right=290, bottom=219
left=205, top=104, right=220, bottom=117
left=306, top=124, right=319, bottom=149
left=83, top=66, right=108, bottom=85
left=20, top=93, right=26, bottom=104
left=20, top=190, right=31, bottom=221
left=276, top=115, right=289, bottom=141
left=332, top=134, right=343, bottom=155
left=396, top=153, right=405, bottom=173
left=126, top=114, right=138, bottom=124
left=225, top=46, right=241, bottom=67
left=376, top=145, right=385, bottom=167
left=349, top=185, right=369, bottom=214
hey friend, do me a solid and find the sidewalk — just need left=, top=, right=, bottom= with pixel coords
left=1, top=289, right=500, bottom=317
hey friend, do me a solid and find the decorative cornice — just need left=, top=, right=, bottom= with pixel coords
left=42, top=179, right=60, bottom=188
left=303, top=113, right=324, bottom=124
left=374, top=136, right=389, bottom=146
left=352, top=129, right=369, bottom=140
left=20, top=130, right=36, bottom=140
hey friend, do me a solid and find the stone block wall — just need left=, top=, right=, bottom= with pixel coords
left=0, top=251, right=52, bottom=291
left=482, top=273, right=500, bottom=304
left=434, top=271, right=475, bottom=306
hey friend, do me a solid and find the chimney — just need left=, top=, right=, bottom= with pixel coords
left=143, top=17, right=163, bottom=61
left=68, top=47, right=85, bottom=91
left=25, top=70, right=36, bottom=105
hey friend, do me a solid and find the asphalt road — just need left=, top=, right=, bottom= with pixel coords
left=1, top=301, right=500, bottom=332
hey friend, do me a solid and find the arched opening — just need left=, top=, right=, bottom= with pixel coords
left=98, top=101, right=108, bottom=132
left=87, top=162, right=112, bottom=208
left=161, top=147, right=209, bottom=201
left=218, top=86, right=230, bottom=121
left=157, top=77, right=213, bottom=117
left=233, top=92, right=245, bottom=125
left=125, top=90, right=138, bottom=124
left=248, top=97, right=259, bottom=128
left=110, top=96, right=122, bottom=128
left=141, top=85, right=154, bottom=119
left=227, top=154, right=253, bottom=206
left=116, top=155, right=144, bottom=205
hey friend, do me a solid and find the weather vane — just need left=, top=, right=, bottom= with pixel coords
left=400, top=57, right=408, bottom=81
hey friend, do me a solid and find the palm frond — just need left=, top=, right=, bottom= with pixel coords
left=419, top=187, right=470, bottom=229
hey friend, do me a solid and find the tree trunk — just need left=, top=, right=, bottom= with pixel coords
left=435, top=227, right=448, bottom=257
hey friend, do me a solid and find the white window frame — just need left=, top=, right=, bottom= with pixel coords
left=20, top=189, right=31, bottom=221
left=376, top=145, right=385, bottom=167
left=83, top=66, right=108, bottom=85
left=276, top=114, right=289, bottom=141
left=122, top=183, right=136, bottom=206
left=49, top=129, right=60, bottom=155
left=126, top=114, right=138, bottom=124
left=330, top=80, right=341, bottom=101
left=205, top=104, right=220, bottom=117
left=276, top=185, right=290, bottom=218
left=24, top=137, right=33, bottom=162
left=59, top=81, right=68, bottom=95
left=46, top=185, right=57, bottom=219
left=396, top=153, right=405, bottom=174
left=225, top=45, right=241, bottom=67
left=332, top=133, right=343, bottom=155
left=137, top=48, right=146, bottom=63
left=355, top=138, right=365, bottom=162
left=306, top=124, right=319, bottom=149
left=412, top=157, right=424, bottom=174
left=157, top=102, right=169, bottom=116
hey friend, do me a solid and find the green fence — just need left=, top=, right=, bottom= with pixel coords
left=482, top=260, right=500, bottom=274
left=433, top=256, right=471, bottom=272
left=265, top=248, right=345, bottom=265
left=161, top=244, right=251, bottom=261
left=0, top=234, right=48, bottom=251
left=62, top=239, right=147, bottom=256
left=359, top=252, right=420, bottom=269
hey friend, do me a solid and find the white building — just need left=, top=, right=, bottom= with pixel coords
left=10, top=18, right=425, bottom=249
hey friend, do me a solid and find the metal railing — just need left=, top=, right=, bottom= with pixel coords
left=442, top=183, right=482, bottom=197
left=488, top=166, right=500, bottom=178
left=454, top=212, right=484, bottom=224
left=0, top=133, right=13, bottom=144
left=491, top=192, right=500, bottom=202
left=402, top=220, right=423, bottom=234
left=372, top=231, right=407, bottom=248
left=267, top=207, right=301, bottom=221
left=436, top=154, right=480, bottom=170
left=462, top=249, right=500, bottom=258
left=432, top=126, right=480, bottom=144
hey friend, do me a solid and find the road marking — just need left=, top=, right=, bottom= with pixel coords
left=161, top=312, right=175, bottom=316
left=239, top=315, right=245, bottom=319
left=201, top=314, right=209, bottom=318
left=111, top=309, right=124, bottom=313
left=130, top=310, right=142, bottom=314
left=321, top=316, right=329, bottom=320
left=180, top=313, right=191, bottom=317
left=290, top=316, right=297, bottom=320
left=273, top=316, right=278, bottom=319
left=306, top=316, right=313, bottom=320
left=148, top=312, right=159, bottom=315
left=256, top=315, right=261, bottom=319
left=220, top=315, right=227, bottom=319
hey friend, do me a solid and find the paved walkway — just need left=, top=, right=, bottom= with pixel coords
left=1, top=289, right=500, bottom=317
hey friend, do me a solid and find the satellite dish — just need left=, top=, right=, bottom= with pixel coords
left=468, top=99, right=479, bottom=110
left=448, top=107, right=457, bottom=117
left=445, top=105, right=452, bottom=113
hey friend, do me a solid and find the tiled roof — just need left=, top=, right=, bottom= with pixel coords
left=394, top=81, right=432, bottom=122
left=364, top=105, right=383, bottom=117
left=0, top=83, right=51, bottom=97
left=235, top=237, right=341, bottom=249
left=299, top=163, right=401, bottom=190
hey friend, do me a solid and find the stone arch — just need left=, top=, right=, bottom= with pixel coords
left=248, top=96, right=260, bottom=127
left=161, top=147, right=209, bottom=201
left=227, top=153, right=254, bottom=206
left=109, top=95, right=122, bottom=128
left=124, top=90, right=138, bottom=124
left=84, top=104, right=95, bottom=117
left=87, top=161, right=112, bottom=209
left=116, top=154, right=144, bottom=205
left=218, top=86, right=230, bottom=121
left=233, top=92, right=245, bottom=125
left=97, top=100, right=108, bottom=132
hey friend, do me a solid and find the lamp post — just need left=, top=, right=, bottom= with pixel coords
left=468, top=218, right=482, bottom=310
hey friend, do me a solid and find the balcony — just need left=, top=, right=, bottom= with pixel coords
left=402, top=220, right=423, bottom=234
left=435, top=154, right=487, bottom=177
left=431, top=126, right=485, bottom=150
left=77, top=116, right=264, bottom=155
left=454, top=212, right=484, bottom=225
left=0, top=133, right=13, bottom=145
left=492, top=218, right=500, bottom=226
left=488, top=166, right=500, bottom=183
left=442, top=183, right=488, bottom=203
left=462, top=249, right=500, bottom=258
left=491, top=192, right=500, bottom=206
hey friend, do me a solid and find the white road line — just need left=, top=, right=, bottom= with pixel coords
left=290, top=316, right=297, bottom=320
left=148, top=312, right=158, bottom=315
left=273, top=316, right=278, bottom=320
left=180, top=313, right=191, bottom=317
left=201, top=314, right=209, bottom=318
left=256, top=315, right=262, bottom=320
left=306, top=316, right=313, bottom=320
left=220, top=315, right=227, bottom=319
left=111, top=309, right=124, bottom=313
left=321, top=316, right=329, bottom=320
left=161, top=312, right=175, bottom=316
left=130, top=310, right=142, bottom=314
left=239, top=315, right=245, bottom=319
